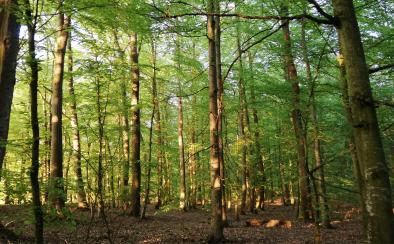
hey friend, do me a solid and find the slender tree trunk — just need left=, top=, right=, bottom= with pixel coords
left=175, top=38, right=187, bottom=211
left=24, top=1, right=43, bottom=242
left=129, top=32, right=141, bottom=217
left=150, top=37, right=163, bottom=209
left=49, top=5, right=69, bottom=211
left=281, top=6, right=312, bottom=221
left=236, top=23, right=251, bottom=214
left=247, top=52, right=266, bottom=210
left=0, top=0, right=20, bottom=174
left=213, top=0, right=228, bottom=226
left=67, top=26, right=88, bottom=209
left=333, top=1, right=394, bottom=242
left=95, top=74, right=105, bottom=217
left=207, top=0, right=223, bottom=241
left=113, top=31, right=131, bottom=210
left=300, top=19, right=330, bottom=227
left=177, top=96, right=187, bottom=211
left=189, top=95, right=197, bottom=208
left=141, top=88, right=155, bottom=219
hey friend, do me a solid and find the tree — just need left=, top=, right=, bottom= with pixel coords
left=281, top=5, right=312, bottom=221
left=129, top=32, right=141, bottom=217
left=49, top=2, right=69, bottom=211
left=0, top=0, right=20, bottom=174
left=207, top=0, right=224, bottom=242
left=67, top=24, right=88, bottom=209
left=332, top=1, right=394, bottom=243
left=24, top=0, right=43, bottom=242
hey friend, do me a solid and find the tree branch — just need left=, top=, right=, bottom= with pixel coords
left=369, top=63, right=394, bottom=74
left=223, top=23, right=285, bottom=82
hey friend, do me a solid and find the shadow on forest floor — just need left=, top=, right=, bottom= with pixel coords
left=0, top=199, right=362, bottom=243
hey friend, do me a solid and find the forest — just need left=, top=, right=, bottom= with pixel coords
left=0, top=0, right=393, bottom=243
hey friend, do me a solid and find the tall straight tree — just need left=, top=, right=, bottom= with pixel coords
left=281, top=6, right=312, bottom=221
left=332, top=1, right=394, bottom=243
left=0, top=0, right=20, bottom=173
left=49, top=2, right=69, bottom=211
left=129, top=32, right=141, bottom=217
left=67, top=25, right=88, bottom=209
left=177, top=94, right=186, bottom=211
left=24, top=0, right=43, bottom=242
left=214, top=0, right=228, bottom=225
left=113, top=30, right=131, bottom=210
left=300, top=19, right=330, bottom=226
left=175, top=38, right=186, bottom=211
left=207, top=0, right=223, bottom=241
left=151, top=36, right=164, bottom=209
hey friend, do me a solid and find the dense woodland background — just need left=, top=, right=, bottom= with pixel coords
left=0, top=0, right=393, bottom=243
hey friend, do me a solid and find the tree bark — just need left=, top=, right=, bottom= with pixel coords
left=333, top=1, right=394, bottom=242
left=129, top=32, right=141, bottom=217
left=338, top=49, right=367, bottom=233
left=207, top=0, right=224, bottom=241
left=177, top=96, right=187, bottom=211
left=67, top=26, right=88, bottom=209
left=49, top=3, right=69, bottom=211
left=175, top=39, right=187, bottom=211
left=24, top=0, right=44, bottom=242
left=213, top=0, right=228, bottom=226
left=0, top=0, right=20, bottom=174
left=281, top=6, right=312, bottom=221
left=300, top=19, right=330, bottom=226
left=247, top=51, right=266, bottom=210
left=236, top=22, right=251, bottom=214
left=151, top=37, right=163, bottom=209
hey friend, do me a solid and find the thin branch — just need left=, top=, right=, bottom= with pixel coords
left=306, top=0, right=336, bottom=23
left=153, top=10, right=334, bottom=25
left=369, top=63, right=394, bottom=74
left=223, top=23, right=285, bottom=82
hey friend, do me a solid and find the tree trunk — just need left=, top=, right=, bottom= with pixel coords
left=236, top=22, right=251, bottom=215
left=300, top=19, right=330, bottom=226
left=0, top=0, right=20, bottom=174
left=177, top=96, right=187, bottom=211
left=247, top=51, right=266, bottom=210
left=151, top=37, right=163, bottom=210
left=141, top=84, right=155, bottom=219
left=338, top=49, right=367, bottom=233
left=24, top=1, right=44, bottom=242
left=95, top=73, right=105, bottom=217
left=129, top=32, right=141, bottom=217
left=207, top=0, right=224, bottom=241
left=281, top=6, right=312, bottom=221
left=175, top=38, right=187, bottom=211
left=67, top=26, right=88, bottom=209
left=213, top=0, right=228, bottom=226
left=112, top=31, right=131, bottom=210
left=333, top=1, right=394, bottom=242
left=49, top=4, right=69, bottom=211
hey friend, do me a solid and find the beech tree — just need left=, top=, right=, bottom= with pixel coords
left=48, top=2, right=69, bottom=211
left=332, top=1, right=394, bottom=243
left=0, top=0, right=20, bottom=173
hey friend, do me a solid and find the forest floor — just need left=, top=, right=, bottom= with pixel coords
left=0, top=199, right=363, bottom=243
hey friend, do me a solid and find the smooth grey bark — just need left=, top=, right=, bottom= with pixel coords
left=49, top=3, right=69, bottom=211
left=333, top=1, right=394, bottom=243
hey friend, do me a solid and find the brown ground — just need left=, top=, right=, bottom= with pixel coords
left=0, top=200, right=363, bottom=243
